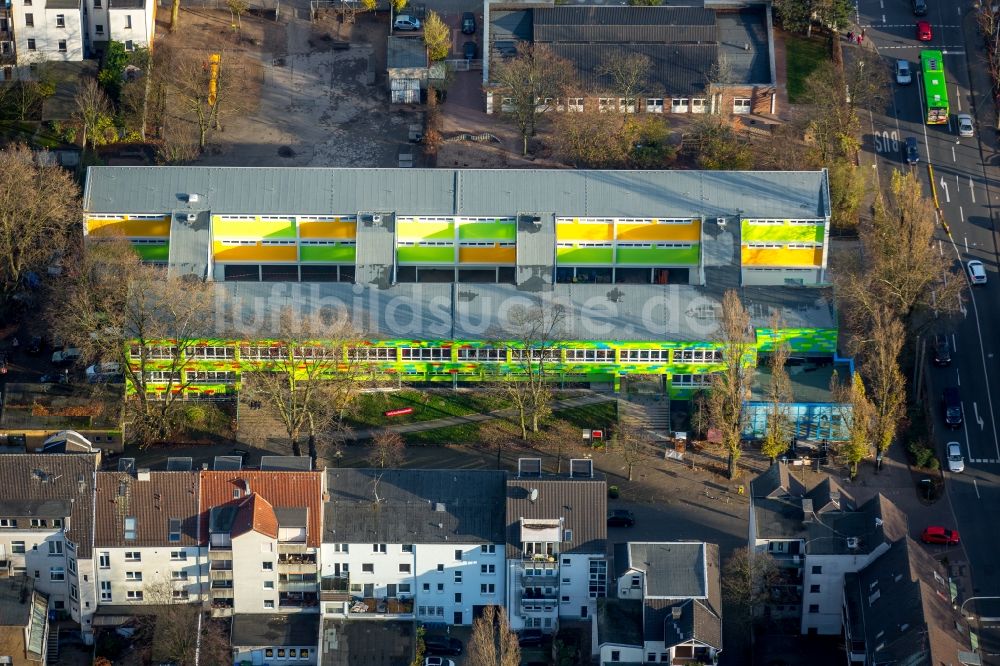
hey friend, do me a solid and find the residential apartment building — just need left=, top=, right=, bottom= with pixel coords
left=505, top=461, right=607, bottom=633
left=321, top=468, right=507, bottom=625
left=81, top=166, right=840, bottom=410
left=748, top=464, right=909, bottom=635
left=198, top=471, right=323, bottom=616
left=0, top=453, right=98, bottom=642
left=7, top=0, right=153, bottom=67
left=92, top=470, right=202, bottom=612
left=597, top=542, right=722, bottom=665
left=1, top=0, right=15, bottom=75
left=483, top=3, right=777, bottom=118
left=0, top=574, right=49, bottom=666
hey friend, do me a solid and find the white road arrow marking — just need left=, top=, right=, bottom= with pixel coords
left=975, top=402, right=985, bottom=430
left=940, top=177, right=951, bottom=203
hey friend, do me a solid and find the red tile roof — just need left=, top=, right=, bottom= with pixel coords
left=232, top=493, right=278, bottom=539
left=198, top=471, right=322, bottom=547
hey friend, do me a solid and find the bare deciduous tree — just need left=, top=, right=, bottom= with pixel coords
left=49, top=237, right=215, bottom=447
left=480, top=419, right=520, bottom=470
left=488, top=303, right=565, bottom=439
left=707, top=290, right=755, bottom=479
left=367, top=429, right=406, bottom=468
left=529, top=418, right=578, bottom=474
left=760, top=323, right=793, bottom=463
left=73, top=78, right=112, bottom=155
left=240, top=308, right=367, bottom=458
left=490, top=44, right=576, bottom=155
left=140, top=579, right=231, bottom=666
left=722, top=547, right=778, bottom=632
left=467, top=605, right=520, bottom=666
left=612, top=422, right=648, bottom=482
left=597, top=52, right=652, bottom=113
left=227, top=0, right=249, bottom=30
left=833, top=370, right=873, bottom=477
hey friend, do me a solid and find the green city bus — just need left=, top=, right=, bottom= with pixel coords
left=920, top=50, right=949, bottom=124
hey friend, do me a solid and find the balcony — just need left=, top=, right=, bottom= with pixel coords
left=279, top=580, right=318, bottom=593
left=210, top=598, right=233, bottom=618
left=522, top=567, right=559, bottom=586
left=347, top=597, right=414, bottom=617
left=522, top=588, right=558, bottom=603
left=277, top=543, right=311, bottom=555
left=320, top=576, right=350, bottom=601
left=209, top=560, right=233, bottom=571
left=278, top=554, right=317, bottom=574
left=522, top=552, right=558, bottom=563
left=519, top=597, right=558, bottom=616
left=211, top=580, right=233, bottom=589
left=278, top=592, right=319, bottom=610
left=208, top=543, right=232, bottom=554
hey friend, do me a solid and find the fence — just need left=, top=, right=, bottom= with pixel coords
left=444, top=58, right=482, bottom=72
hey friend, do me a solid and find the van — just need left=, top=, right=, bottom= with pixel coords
left=942, top=387, right=962, bottom=428
left=912, top=0, right=927, bottom=15
left=85, top=362, right=123, bottom=383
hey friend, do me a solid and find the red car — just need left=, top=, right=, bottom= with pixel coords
left=921, top=526, right=960, bottom=545
left=917, top=20, right=932, bottom=41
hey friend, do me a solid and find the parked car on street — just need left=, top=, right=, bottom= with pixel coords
left=921, top=526, right=960, bottom=545
left=946, top=442, right=965, bottom=473
left=461, top=12, right=476, bottom=34
left=423, top=636, right=462, bottom=656
left=942, top=387, right=963, bottom=428
left=394, top=15, right=421, bottom=30
left=518, top=629, right=545, bottom=647
left=423, top=658, right=456, bottom=666
left=932, top=335, right=952, bottom=366
left=462, top=41, right=477, bottom=60
left=25, top=336, right=44, bottom=356
left=607, top=509, right=636, bottom=527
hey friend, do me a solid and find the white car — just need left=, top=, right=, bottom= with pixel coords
left=423, top=658, right=456, bottom=666
left=947, top=441, right=965, bottom=473
left=394, top=15, right=421, bottom=30
left=958, top=113, right=974, bottom=138
left=968, top=259, right=987, bottom=284
left=85, top=362, right=123, bottom=383
left=895, top=59, right=912, bottom=85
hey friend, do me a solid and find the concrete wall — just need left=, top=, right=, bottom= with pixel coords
left=96, top=545, right=204, bottom=606
left=233, top=531, right=277, bottom=614
left=800, top=545, right=889, bottom=635
left=616, top=571, right=643, bottom=600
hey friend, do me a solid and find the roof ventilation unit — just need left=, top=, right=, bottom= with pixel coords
left=372, top=214, right=383, bottom=224
left=716, top=217, right=727, bottom=228
left=517, top=458, right=542, bottom=478
left=186, top=213, right=197, bottom=223
left=846, top=537, right=859, bottom=550
left=569, top=459, right=593, bottom=479
left=187, top=193, right=200, bottom=203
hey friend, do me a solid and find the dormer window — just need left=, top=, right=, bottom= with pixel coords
left=124, top=516, right=137, bottom=540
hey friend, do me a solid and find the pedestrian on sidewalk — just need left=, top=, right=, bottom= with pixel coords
left=861, top=28, right=866, bottom=41
left=847, top=30, right=854, bottom=42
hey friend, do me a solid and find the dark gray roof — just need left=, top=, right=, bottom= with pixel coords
left=597, top=598, right=643, bottom=647
left=275, top=507, right=307, bottom=528
left=506, top=478, right=606, bottom=557
left=0, top=498, right=72, bottom=518
left=0, top=575, right=36, bottom=626
left=321, top=618, right=415, bottom=666
left=716, top=9, right=772, bottom=85
left=805, top=493, right=908, bottom=556
left=548, top=43, right=715, bottom=97
left=388, top=36, right=428, bottom=69
left=651, top=597, right=723, bottom=650
left=490, top=9, right=532, bottom=41
left=84, top=168, right=829, bottom=221
left=325, top=469, right=506, bottom=544
left=261, top=456, right=313, bottom=471
left=844, top=538, right=966, bottom=665
left=750, top=361, right=852, bottom=404
left=231, top=614, right=321, bottom=647
left=623, top=542, right=708, bottom=598
left=209, top=505, right=239, bottom=533
left=533, top=6, right=716, bottom=43
left=0, top=454, right=98, bottom=557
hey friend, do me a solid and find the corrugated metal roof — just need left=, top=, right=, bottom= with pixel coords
left=490, top=9, right=533, bottom=41
left=0, top=453, right=99, bottom=557
left=84, top=168, right=829, bottom=221
left=94, top=471, right=201, bottom=548
left=534, top=7, right=715, bottom=44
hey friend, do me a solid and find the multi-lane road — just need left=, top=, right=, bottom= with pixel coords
left=859, top=0, right=1000, bottom=657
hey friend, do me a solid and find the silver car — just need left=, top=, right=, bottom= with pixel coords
left=947, top=441, right=965, bottom=473
left=958, top=113, right=974, bottom=137
left=895, top=60, right=912, bottom=85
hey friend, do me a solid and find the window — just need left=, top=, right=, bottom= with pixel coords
left=170, top=551, right=187, bottom=561
left=564, top=529, right=573, bottom=542
left=347, top=347, right=395, bottom=361
left=646, top=98, right=664, bottom=113
left=125, top=590, right=143, bottom=601
left=300, top=650, right=309, bottom=659
left=0, top=519, right=16, bottom=527
left=621, top=349, right=671, bottom=362
left=57, top=40, right=66, bottom=52
left=264, top=581, right=274, bottom=589
left=437, top=583, right=444, bottom=592
left=93, top=0, right=101, bottom=7
left=454, top=571, right=462, bottom=583
left=26, top=38, right=35, bottom=50
left=48, top=541, right=63, bottom=556
left=399, top=584, right=411, bottom=593
left=68, top=559, right=76, bottom=574
left=70, top=584, right=78, bottom=600
left=277, top=650, right=285, bottom=658
left=598, top=97, right=615, bottom=112
left=362, top=563, right=374, bottom=573
left=24, top=15, right=33, bottom=27
left=400, top=348, right=449, bottom=361
left=674, top=349, right=723, bottom=363
left=333, top=544, right=349, bottom=553
left=812, top=566, right=822, bottom=575
left=100, top=581, right=112, bottom=601
left=399, top=563, right=411, bottom=573
left=734, top=97, right=752, bottom=114
left=124, top=14, right=132, bottom=28
left=810, top=584, right=821, bottom=593
left=611, top=650, right=621, bottom=661
left=372, top=544, right=387, bottom=553
left=99, top=553, right=110, bottom=568
left=481, top=564, right=495, bottom=574
left=808, top=604, right=819, bottom=613
left=186, top=371, right=236, bottom=384
left=455, top=549, right=463, bottom=561
left=422, top=583, right=430, bottom=592
left=262, top=561, right=273, bottom=571
left=692, top=97, right=707, bottom=113
left=30, top=519, right=47, bottom=528
left=565, top=349, right=613, bottom=363
left=567, top=97, right=584, bottom=112
left=52, top=519, right=63, bottom=528
left=188, top=346, right=234, bottom=359
left=171, top=571, right=188, bottom=581
left=264, top=600, right=274, bottom=609
left=671, top=97, right=689, bottom=113
left=437, top=564, right=444, bottom=572
left=125, top=571, right=142, bottom=581
left=455, top=592, right=462, bottom=602
left=55, top=14, right=65, bottom=27
left=481, top=583, right=495, bottom=594
left=457, top=348, right=507, bottom=362
left=50, top=567, right=65, bottom=581
left=125, top=552, right=140, bottom=561
left=124, top=517, right=137, bottom=540
left=401, top=544, right=413, bottom=553
left=168, top=518, right=182, bottom=542
left=11, top=542, right=24, bottom=554
left=173, top=590, right=189, bottom=600
left=481, top=545, right=496, bottom=554
left=618, top=97, right=636, bottom=113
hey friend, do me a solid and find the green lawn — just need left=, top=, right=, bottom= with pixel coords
left=345, top=390, right=511, bottom=428
left=785, top=35, right=828, bottom=103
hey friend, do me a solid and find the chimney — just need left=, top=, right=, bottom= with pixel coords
left=671, top=607, right=682, bottom=620
left=830, top=490, right=841, bottom=509
left=434, top=503, right=446, bottom=512
left=137, top=469, right=150, bottom=482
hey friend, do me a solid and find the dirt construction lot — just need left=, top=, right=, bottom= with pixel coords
left=165, top=4, right=421, bottom=166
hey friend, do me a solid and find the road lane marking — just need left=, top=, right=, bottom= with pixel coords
left=975, top=402, right=985, bottom=430
left=953, top=145, right=958, bottom=161
left=957, top=87, right=962, bottom=111
left=961, top=207, right=965, bottom=224
left=957, top=369, right=961, bottom=386
left=965, top=235, right=969, bottom=251
left=975, top=479, right=980, bottom=498
left=953, top=333, right=958, bottom=352
left=970, top=177, right=977, bottom=202
left=939, top=239, right=944, bottom=256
